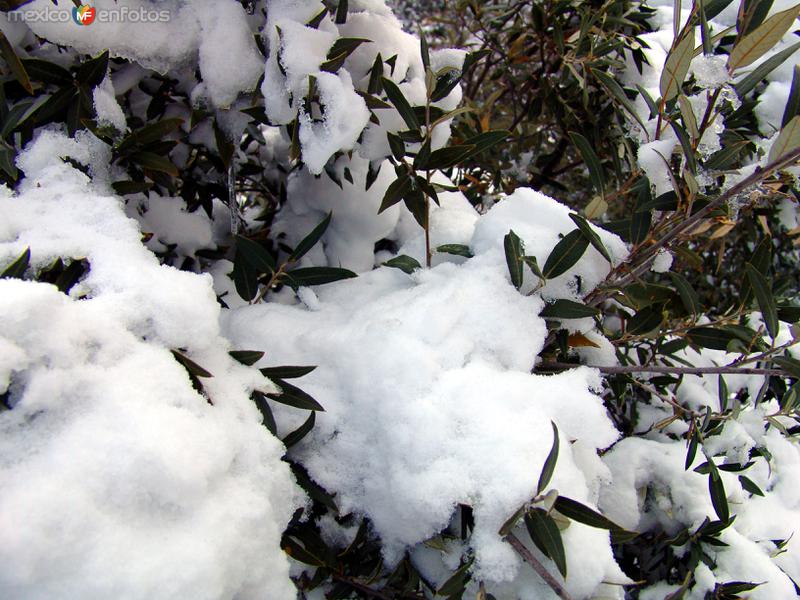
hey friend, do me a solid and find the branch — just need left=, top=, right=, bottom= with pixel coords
left=542, top=362, right=787, bottom=377
left=586, top=145, right=800, bottom=307
left=504, top=533, right=575, bottom=600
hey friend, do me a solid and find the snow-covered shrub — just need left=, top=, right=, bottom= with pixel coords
left=1, top=0, right=800, bottom=598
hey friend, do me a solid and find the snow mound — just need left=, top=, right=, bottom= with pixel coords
left=0, top=131, right=302, bottom=599
left=224, top=189, right=628, bottom=594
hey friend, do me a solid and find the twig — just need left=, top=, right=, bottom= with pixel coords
left=586, top=145, right=800, bottom=307
left=330, top=573, right=394, bottom=600
left=504, top=533, right=575, bottom=600
left=542, top=362, right=787, bottom=377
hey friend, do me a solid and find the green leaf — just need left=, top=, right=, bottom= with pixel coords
left=116, top=118, right=184, bottom=154
left=111, top=180, right=153, bottom=196
left=430, top=68, right=462, bottom=102
left=708, top=462, right=730, bottom=522
left=282, top=535, right=326, bottom=567
left=334, top=0, right=348, bottom=24
left=537, top=422, right=559, bottom=494
left=669, top=272, right=701, bottom=315
left=384, top=254, right=422, bottom=274
left=569, top=213, right=611, bottom=263
left=660, top=31, right=695, bottom=102
left=260, top=365, right=317, bottom=379
left=229, top=350, right=265, bottom=366
left=283, top=411, right=316, bottom=448
left=735, top=40, right=800, bottom=97
left=235, top=235, right=277, bottom=274
left=504, top=230, right=525, bottom=289
left=251, top=390, right=277, bottom=434
left=686, top=430, right=699, bottom=470
left=436, top=557, right=474, bottom=596
left=768, top=115, right=800, bottom=164
left=462, top=130, right=511, bottom=156
left=131, top=151, right=178, bottom=177
left=498, top=504, right=527, bottom=537
left=171, top=349, right=213, bottom=378
left=0, top=30, right=32, bottom=94
left=591, top=68, right=647, bottom=131
left=745, top=263, right=778, bottom=338
left=627, top=305, right=664, bottom=335
left=773, top=356, right=800, bottom=378
left=524, top=508, right=567, bottom=578
left=20, top=58, right=72, bottom=85
left=542, top=230, right=589, bottom=279
left=1, top=247, right=30, bottom=279
left=326, top=37, right=368, bottom=62
left=379, top=174, right=411, bottom=213
left=267, top=379, right=324, bottom=411
left=738, top=475, right=765, bottom=496
left=540, top=299, right=600, bottom=320
left=289, top=212, right=331, bottom=262
left=233, top=249, right=258, bottom=301
left=419, top=31, right=430, bottom=69
left=367, top=52, right=384, bottom=95
left=76, top=50, right=109, bottom=88
left=568, top=132, right=605, bottom=197
left=553, top=496, right=629, bottom=532
left=423, top=144, right=477, bottom=170
left=284, top=266, right=357, bottom=287
left=381, top=77, right=419, bottom=130
left=728, top=5, right=800, bottom=71
left=782, top=65, right=800, bottom=127
left=436, top=244, right=473, bottom=258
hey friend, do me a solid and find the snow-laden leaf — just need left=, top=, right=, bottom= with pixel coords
left=504, top=230, right=524, bottom=289
left=542, top=229, right=589, bottom=279
left=524, top=508, right=567, bottom=578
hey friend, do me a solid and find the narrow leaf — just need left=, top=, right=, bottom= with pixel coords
left=1, top=247, right=30, bottom=279
left=436, top=244, right=473, bottom=258
left=569, top=132, right=605, bottom=196
left=381, top=77, right=419, bottom=130
left=284, top=266, right=357, bottom=287
left=569, top=213, right=612, bottom=263
left=745, top=263, right=778, bottom=338
left=537, top=422, right=560, bottom=494
left=553, top=496, right=629, bottom=532
left=267, top=379, right=324, bottom=411
left=0, top=30, right=32, bottom=94
left=504, top=230, right=525, bottom=289
left=383, top=254, right=422, bottom=274
left=282, top=411, right=316, bottom=448
left=289, top=212, right=331, bottom=262
left=235, top=235, right=277, bottom=273
left=783, top=65, right=800, bottom=127
left=768, top=115, right=800, bottom=164
left=735, top=40, right=800, bottom=97
left=542, top=230, right=589, bottom=279
left=728, top=5, right=800, bottom=71
left=229, top=350, right=265, bottom=366
left=524, top=508, right=567, bottom=578
left=260, top=365, right=317, bottom=379
left=540, top=299, right=601, bottom=319
left=660, top=31, right=696, bottom=101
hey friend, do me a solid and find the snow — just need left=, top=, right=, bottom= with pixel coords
left=651, top=248, right=673, bottom=273
left=224, top=188, right=630, bottom=595
left=0, top=131, right=302, bottom=599
left=637, top=139, right=676, bottom=197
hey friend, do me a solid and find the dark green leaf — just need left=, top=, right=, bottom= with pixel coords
left=251, top=390, right=277, bottom=434
left=326, top=37, right=369, bottom=62
left=282, top=535, right=326, bottom=566
left=335, top=0, right=348, bottom=24
left=1, top=247, right=30, bottom=279
left=424, top=144, right=476, bottom=170
left=76, top=50, right=109, bottom=88
left=542, top=230, right=589, bottom=279
left=773, top=356, right=800, bottom=378
left=111, top=180, right=154, bottom=196
left=436, top=557, right=474, bottom=596
left=228, top=350, right=265, bottom=366
left=783, top=65, right=800, bottom=127
left=171, top=349, right=213, bottom=378
left=738, top=475, right=764, bottom=497
left=235, top=235, right=277, bottom=274
left=686, top=430, right=699, bottom=470
left=537, top=421, right=559, bottom=494
left=462, top=130, right=511, bottom=156
left=284, top=266, right=357, bottom=287
left=233, top=249, right=258, bottom=301
left=553, top=496, right=629, bottom=532
left=591, top=68, right=647, bottom=131
left=131, top=151, right=179, bottom=176
left=627, top=305, right=664, bottom=335
left=540, top=299, right=600, bottom=319
left=568, top=132, right=605, bottom=196
left=436, top=244, right=473, bottom=258
left=283, top=411, right=316, bottom=448
left=260, top=365, right=317, bottom=379
left=504, top=230, right=525, bottom=289
left=669, top=272, right=701, bottom=315
left=384, top=254, right=422, bottom=274
left=569, top=213, right=611, bottom=263
left=379, top=174, right=411, bottom=213
left=289, top=212, right=331, bottom=262
left=0, top=30, right=32, bottom=94
left=745, top=263, right=778, bottom=338
left=708, top=463, right=730, bottom=522
left=524, top=508, right=567, bottom=578
left=268, top=379, right=324, bottom=411
left=20, top=58, right=72, bottom=85
left=116, top=118, right=184, bottom=154
left=381, top=77, right=419, bottom=130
